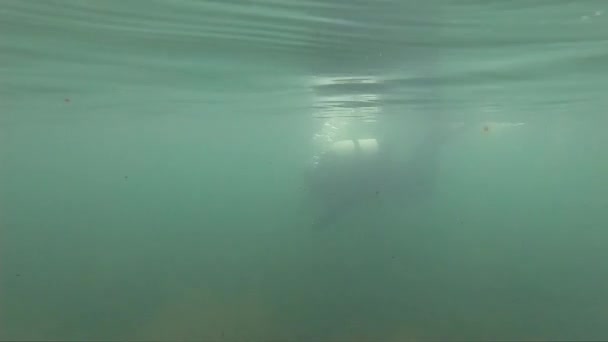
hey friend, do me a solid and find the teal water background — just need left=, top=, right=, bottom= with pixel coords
left=1, top=1, right=608, bottom=340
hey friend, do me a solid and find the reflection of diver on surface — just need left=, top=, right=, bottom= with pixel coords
left=308, top=124, right=450, bottom=230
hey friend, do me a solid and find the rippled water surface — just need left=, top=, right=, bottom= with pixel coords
left=1, top=1, right=608, bottom=340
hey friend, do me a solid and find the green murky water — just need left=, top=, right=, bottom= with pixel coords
left=1, top=1, right=608, bottom=340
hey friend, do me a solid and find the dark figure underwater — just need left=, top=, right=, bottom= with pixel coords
left=307, top=124, right=453, bottom=230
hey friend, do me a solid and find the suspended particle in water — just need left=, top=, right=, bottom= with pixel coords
left=64, top=98, right=71, bottom=103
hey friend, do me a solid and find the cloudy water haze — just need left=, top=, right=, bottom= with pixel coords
left=1, top=0, right=608, bottom=340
